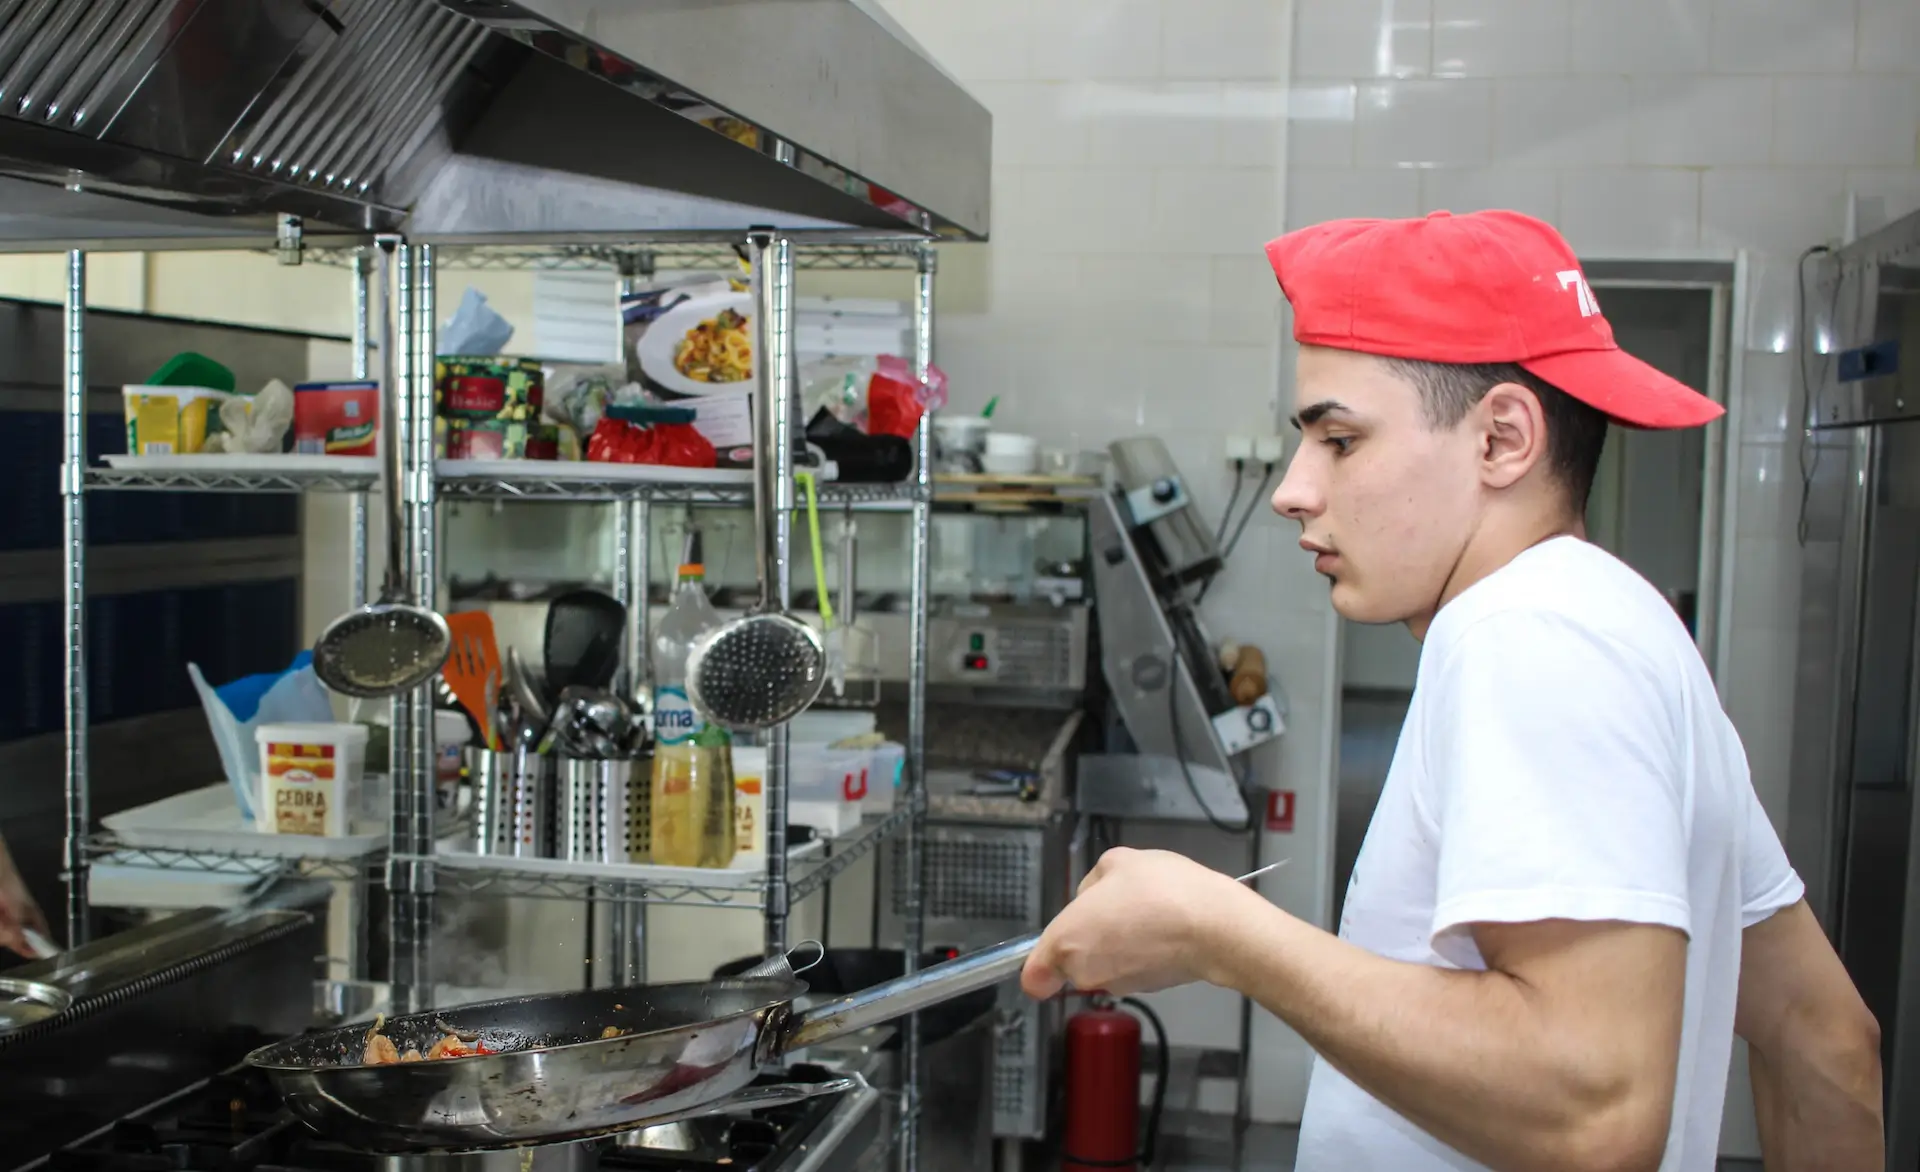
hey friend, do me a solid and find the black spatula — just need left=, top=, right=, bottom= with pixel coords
left=543, top=589, right=626, bottom=697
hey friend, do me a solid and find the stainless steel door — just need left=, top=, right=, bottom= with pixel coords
left=1795, top=416, right=1920, bottom=1169
left=1792, top=208, right=1920, bottom=1168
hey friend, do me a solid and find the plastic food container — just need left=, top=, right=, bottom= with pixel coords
left=293, top=381, right=378, bottom=456
left=932, top=415, right=990, bottom=471
left=789, top=741, right=904, bottom=811
left=730, top=747, right=766, bottom=869
left=255, top=722, right=369, bottom=837
left=434, top=710, right=469, bottom=811
left=123, top=385, right=232, bottom=455
left=981, top=432, right=1038, bottom=476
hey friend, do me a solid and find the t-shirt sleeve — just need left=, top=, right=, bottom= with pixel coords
left=1739, top=787, right=1804, bottom=928
left=1423, top=610, right=1693, bottom=969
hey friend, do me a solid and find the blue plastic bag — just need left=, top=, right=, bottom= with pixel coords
left=188, top=650, right=335, bottom=823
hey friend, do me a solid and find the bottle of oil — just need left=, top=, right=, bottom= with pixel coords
left=650, top=535, right=735, bottom=867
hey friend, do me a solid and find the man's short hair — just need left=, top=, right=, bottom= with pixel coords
left=1383, top=359, right=1609, bottom=511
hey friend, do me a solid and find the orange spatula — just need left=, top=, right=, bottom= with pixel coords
left=444, top=611, right=501, bottom=750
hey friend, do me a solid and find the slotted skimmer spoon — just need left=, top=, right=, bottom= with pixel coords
left=313, top=241, right=451, bottom=698
left=685, top=256, right=825, bottom=731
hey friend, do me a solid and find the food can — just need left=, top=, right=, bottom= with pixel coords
left=444, top=418, right=560, bottom=461
left=435, top=356, right=543, bottom=422
left=293, top=381, right=379, bottom=456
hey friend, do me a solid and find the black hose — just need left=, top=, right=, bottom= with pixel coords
left=1124, top=996, right=1171, bottom=1169
left=1214, top=460, right=1246, bottom=549
left=1222, top=462, right=1276, bottom=560
left=1061, top=996, right=1172, bottom=1170
left=1168, top=643, right=1253, bottom=834
left=1198, top=462, right=1275, bottom=606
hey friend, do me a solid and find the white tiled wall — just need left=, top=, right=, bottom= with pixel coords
left=875, top=0, right=1326, bottom=1123
left=1287, top=0, right=1919, bottom=849
left=884, top=0, right=1919, bottom=1138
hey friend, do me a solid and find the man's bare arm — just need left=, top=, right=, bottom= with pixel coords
left=1200, top=894, right=1686, bottom=1172
left=1735, top=900, right=1882, bottom=1170
left=0, top=833, right=50, bottom=958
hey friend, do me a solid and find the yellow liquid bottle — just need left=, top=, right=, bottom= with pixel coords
left=649, top=549, right=735, bottom=868
left=649, top=735, right=735, bottom=868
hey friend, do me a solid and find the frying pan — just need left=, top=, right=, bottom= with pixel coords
left=246, top=934, right=1034, bottom=1152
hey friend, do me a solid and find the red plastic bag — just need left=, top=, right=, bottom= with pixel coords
left=865, top=354, right=949, bottom=439
left=866, top=372, right=922, bottom=439
left=586, top=418, right=716, bottom=468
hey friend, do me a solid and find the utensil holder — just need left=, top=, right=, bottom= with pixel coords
left=469, top=745, right=552, bottom=858
left=560, top=756, right=648, bottom=864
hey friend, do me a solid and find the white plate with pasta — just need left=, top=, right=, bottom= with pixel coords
left=636, top=291, right=756, bottom=397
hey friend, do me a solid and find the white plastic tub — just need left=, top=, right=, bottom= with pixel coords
left=255, top=722, right=368, bottom=837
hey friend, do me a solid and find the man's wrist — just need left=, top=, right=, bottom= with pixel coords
left=1189, top=880, right=1285, bottom=990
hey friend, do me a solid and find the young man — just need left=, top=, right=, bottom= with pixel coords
left=1023, top=211, right=1884, bottom=1171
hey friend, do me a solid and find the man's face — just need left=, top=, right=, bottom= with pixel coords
left=1270, top=346, right=1482, bottom=626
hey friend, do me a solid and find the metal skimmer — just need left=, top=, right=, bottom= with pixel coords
left=686, top=242, right=826, bottom=730
left=313, top=241, right=451, bottom=698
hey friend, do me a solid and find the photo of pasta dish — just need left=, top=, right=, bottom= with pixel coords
left=673, top=308, right=751, bottom=383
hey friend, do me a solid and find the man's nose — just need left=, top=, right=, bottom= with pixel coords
left=1269, top=452, right=1320, bottom=521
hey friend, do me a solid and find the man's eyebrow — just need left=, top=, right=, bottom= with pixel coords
left=1290, top=399, right=1351, bottom=429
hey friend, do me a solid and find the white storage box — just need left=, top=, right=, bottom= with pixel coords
left=789, top=742, right=905, bottom=812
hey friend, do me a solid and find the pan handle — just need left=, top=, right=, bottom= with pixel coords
left=777, top=934, right=1038, bottom=1053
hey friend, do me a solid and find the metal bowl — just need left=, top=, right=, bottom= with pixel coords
left=0, top=977, right=72, bottom=1034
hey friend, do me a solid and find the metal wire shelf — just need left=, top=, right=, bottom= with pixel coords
left=86, top=466, right=379, bottom=493
left=289, top=241, right=929, bottom=273
left=789, top=809, right=909, bottom=902
left=436, top=471, right=922, bottom=505
left=417, top=811, right=909, bottom=907
left=86, top=837, right=381, bottom=882
left=423, top=862, right=764, bottom=907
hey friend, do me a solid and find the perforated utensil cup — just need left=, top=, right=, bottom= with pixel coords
left=560, top=757, right=646, bottom=864
left=469, top=745, right=553, bottom=858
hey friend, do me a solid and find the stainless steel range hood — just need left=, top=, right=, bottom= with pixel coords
left=0, top=0, right=990, bottom=250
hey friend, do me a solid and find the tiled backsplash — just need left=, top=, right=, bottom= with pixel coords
left=877, top=0, right=1918, bottom=1132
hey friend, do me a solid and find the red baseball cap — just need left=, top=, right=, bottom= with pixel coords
left=1264, top=209, right=1722, bottom=429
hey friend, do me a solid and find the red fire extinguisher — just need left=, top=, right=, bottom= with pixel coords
left=1062, top=995, right=1167, bottom=1172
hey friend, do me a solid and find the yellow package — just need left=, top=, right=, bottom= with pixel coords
left=123, top=385, right=231, bottom=455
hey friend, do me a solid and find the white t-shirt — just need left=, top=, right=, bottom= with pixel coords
left=1297, top=537, right=1803, bottom=1172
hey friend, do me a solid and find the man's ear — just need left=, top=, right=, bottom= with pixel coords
left=1476, top=382, right=1549, bottom=490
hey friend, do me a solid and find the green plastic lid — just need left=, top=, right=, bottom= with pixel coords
left=147, top=351, right=235, bottom=393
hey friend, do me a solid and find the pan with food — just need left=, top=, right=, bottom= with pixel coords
left=245, top=935, right=1034, bottom=1152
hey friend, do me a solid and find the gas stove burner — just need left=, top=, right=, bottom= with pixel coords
left=51, top=1063, right=852, bottom=1172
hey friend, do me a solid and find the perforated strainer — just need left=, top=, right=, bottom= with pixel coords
left=685, top=245, right=826, bottom=731
left=313, top=242, right=451, bottom=699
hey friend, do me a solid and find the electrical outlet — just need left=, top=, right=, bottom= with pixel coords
left=1225, top=434, right=1255, bottom=464
left=1254, top=435, right=1286, bottom=464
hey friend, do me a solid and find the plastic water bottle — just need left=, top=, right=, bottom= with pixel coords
left=650, top=536, right=735, bottom=867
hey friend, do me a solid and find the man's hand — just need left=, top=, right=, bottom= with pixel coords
left=0, top=834, right=52, bottom=959
left=1021, top=847, right=1251, bottom=998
